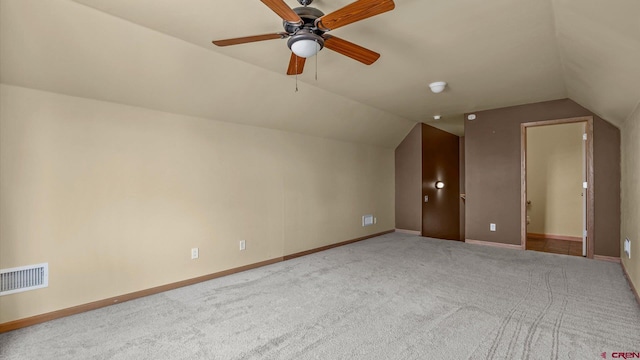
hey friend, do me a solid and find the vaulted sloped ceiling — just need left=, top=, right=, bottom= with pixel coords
left=552, top=0, right=640, bottom=125
left=1, top=0, right=639, bottom=145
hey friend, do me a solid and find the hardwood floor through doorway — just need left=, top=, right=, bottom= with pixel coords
left=526, top=237, right=583, bottom=257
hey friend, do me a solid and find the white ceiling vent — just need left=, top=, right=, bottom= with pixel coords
left=0, top=263, right=49, bottom=296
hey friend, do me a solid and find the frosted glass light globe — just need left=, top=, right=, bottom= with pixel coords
left=290, top=39, right=321, bottom=58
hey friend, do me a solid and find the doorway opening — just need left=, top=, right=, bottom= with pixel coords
left=520, top=116, right=594, bottom=258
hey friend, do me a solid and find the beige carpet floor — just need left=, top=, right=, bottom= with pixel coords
left=1, top=232, right=639, bottom=359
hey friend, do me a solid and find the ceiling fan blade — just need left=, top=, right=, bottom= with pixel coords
left=324, top=36, right=380, bottom=65
left=286, top=53, right=306, bottom=75
left=260, top=0, right=303, bottom=24
left=212, top=33, right=288, bottom=47
left=316, top=0, right=395, bottom=31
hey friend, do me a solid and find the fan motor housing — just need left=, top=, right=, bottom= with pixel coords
left=283, top=7, right=325, bottom=35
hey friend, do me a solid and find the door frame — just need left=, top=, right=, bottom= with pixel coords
left=520, top=116, right=594, bottom=258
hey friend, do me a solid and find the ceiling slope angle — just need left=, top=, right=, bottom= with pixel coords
left=1, top=0, right=415, bottom=148
left=550, top=0, right=640, bottom=126
left=68, top=0, right=572, bottom=134
left=34, top=0, right=640, bottom=135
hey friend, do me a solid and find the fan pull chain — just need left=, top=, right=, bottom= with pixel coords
left=315, top=40, right=318, bottom=81
left=295, top=54, right=299, bottom=92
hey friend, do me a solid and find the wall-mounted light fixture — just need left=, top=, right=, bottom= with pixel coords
left=435, top=181, right=445, bottom=189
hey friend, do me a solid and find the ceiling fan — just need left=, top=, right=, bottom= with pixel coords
left=212, top=0, right=395, bottom=75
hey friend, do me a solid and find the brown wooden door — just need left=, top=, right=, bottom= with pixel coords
left=421, top=124, right=461, bottom=240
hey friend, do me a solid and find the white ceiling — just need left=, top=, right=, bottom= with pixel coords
left=2, top=0, right=639, bottom=145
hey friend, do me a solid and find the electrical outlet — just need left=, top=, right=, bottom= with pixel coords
left=624, top=238, right=631, bottom=258
left=191, top=247, right=199, bottom=259
left=239, top=240, right=246, bottom=251
left=490, top=223, right=496, bottom=232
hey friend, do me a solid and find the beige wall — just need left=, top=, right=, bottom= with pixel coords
left=621, top=101, right=640, bottom=295
left=592, top=116, right=621, bottom=257
left=394, top=124, right=422, bottom=232
left=0, top=85, right=395, bottom=323
left=526, top=123, right=584, bottom=237
left=459, top=138, right=465, bottom=239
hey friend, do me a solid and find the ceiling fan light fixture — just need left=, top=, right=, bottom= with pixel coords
left=429, top=81, right=447, bottom=93
left=287, top=31, right=324, bottom=58
left=213, top=0, right=395, bottom=74
left=290, top=39, right=321, bottom=58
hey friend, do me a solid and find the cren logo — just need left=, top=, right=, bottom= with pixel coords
left=611, top=352, right=640, bottom=359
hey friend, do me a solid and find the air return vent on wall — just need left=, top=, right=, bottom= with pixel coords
left=0, top=263, right=48, bottom=296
